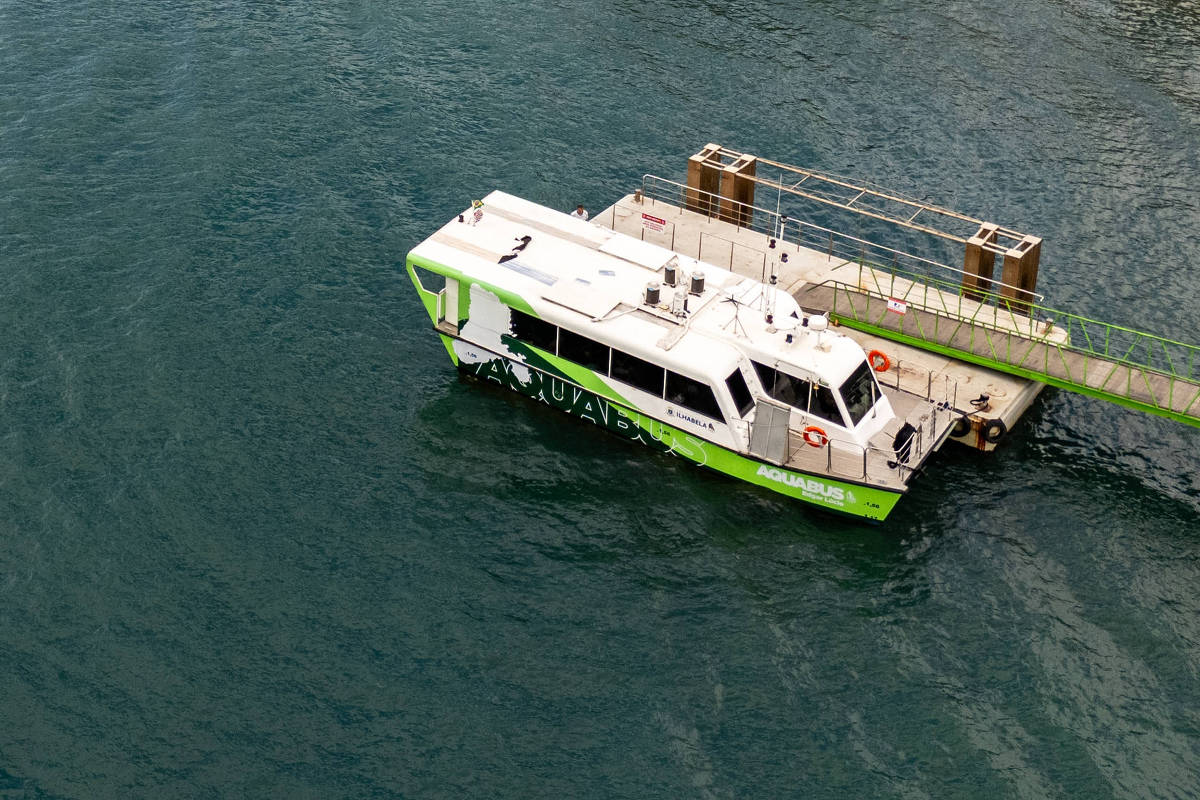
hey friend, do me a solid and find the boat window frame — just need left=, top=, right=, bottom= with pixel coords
left=811, top=381, right=843, bottom=428
left=610, top=348, right=666, bottom=397
left=725, top=368, right=754, bottom=417
left=839, top=360, right=881, bottom=427
left=666, top=370, right=724, bottom=422
left=558, top=327, right=612, bottom=375
left=752, top=359, right=846, bottom=428
left=509, top=309, right=559, bottom=353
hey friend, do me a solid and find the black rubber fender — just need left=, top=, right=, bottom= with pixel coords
left=951, top=415, right=971, bottom=438
left=982, top=418, right=1007, bottom=444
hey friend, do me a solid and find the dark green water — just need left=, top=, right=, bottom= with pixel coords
left=2, top=1, right=1199, bottom=797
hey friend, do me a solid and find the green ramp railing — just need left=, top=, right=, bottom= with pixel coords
left=802, top=262, right=1200, bottom=428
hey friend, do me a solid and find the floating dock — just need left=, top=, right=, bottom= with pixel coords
left=595, top=145, right=1200, bottom=448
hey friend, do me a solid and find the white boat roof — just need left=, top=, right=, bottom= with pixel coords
left=409, top=190, right=870, bottom=386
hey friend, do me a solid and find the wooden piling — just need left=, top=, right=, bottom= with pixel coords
left=1000, top=235, right=1042, bottom=313
left=718, top=154, right=757, bottom=228
left=685, top=144, right=722, bottom=216
left=962, top=223, right=998, bottom=301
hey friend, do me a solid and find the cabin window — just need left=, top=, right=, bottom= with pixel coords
left=510, top=309, right=558, bottom=352
left=775, top=372, right=810, bottom=408
left=611, top=349, right=665, bottom=396
left=558, top=328, right=611, bottom=374
left=811, top=384, right=841, bottom=426
left=726, top=368, right=754, bottom=417
left=840, top=360, right=880, bottom=427
left=666, top=371, right=723, bottom=421
left=753, top=360, right=844, bottom=427
left=753, top=361, right=773, bottom=389
left=753, top=361, right=810, bottom=409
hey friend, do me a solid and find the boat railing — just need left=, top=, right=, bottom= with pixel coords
left=783, top=398, right=946, bottom=485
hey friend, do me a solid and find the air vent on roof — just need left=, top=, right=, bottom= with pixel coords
left=645, top=282, right=660, bottom=306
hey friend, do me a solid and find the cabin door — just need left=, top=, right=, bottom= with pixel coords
left=749, top=399, right=790, bottom=464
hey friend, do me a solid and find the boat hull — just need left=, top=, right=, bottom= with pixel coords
left=446, top=335, right=903, bottom=522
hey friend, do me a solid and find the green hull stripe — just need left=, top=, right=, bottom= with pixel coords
left=503, top=338, right=632, bottom=408
left=438, top=333, right=459, bottom=366
left=460, top=347, right=901, bottom=521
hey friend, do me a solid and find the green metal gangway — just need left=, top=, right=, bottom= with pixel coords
left=796, top=264, right=1200, bottom=428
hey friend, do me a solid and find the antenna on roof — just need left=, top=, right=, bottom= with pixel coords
left=720, top=293, right=750, bottom=338
left=765, top=254, right=779, bottom=327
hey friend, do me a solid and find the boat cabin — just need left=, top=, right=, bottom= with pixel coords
left=406, top=189, right=958, bottom=512
left=407, top=190, right=900, bottom=456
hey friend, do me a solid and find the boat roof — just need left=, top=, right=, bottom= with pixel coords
left=408, top=190, right=870, bottom=386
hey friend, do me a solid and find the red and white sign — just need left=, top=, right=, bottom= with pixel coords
left=887, top=297, right=908, bottom=315
left=641, top=213, right=666, bottom=233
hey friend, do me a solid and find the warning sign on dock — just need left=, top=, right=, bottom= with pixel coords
left=887, top=297, right=907, bottom=315
left=641, top=213, right=666, bottom=233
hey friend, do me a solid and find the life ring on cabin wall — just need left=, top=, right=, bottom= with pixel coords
left=802, top=425, right=828, bottom=448
left=867, top=349, right=891, bottom=372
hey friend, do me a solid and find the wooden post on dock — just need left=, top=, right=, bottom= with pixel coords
left=1000, top=235, right=1042, bottom=313
left=718, top=154, right=757, bottom=228
left=685, top=144, right=722, bottom=217
left=962, top=223, right=998, bottom=301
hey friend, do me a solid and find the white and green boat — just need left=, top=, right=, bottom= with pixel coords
left=405, top=191, right=958, bottom=522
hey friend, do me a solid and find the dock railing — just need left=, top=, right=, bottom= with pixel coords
left=638, top=175, right=1044, bottom=305
left=812, top=271, right=1200, bottom=425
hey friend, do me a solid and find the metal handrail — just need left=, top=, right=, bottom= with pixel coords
left=782, top=414, right=938, bottom=484
left=847, top=261, right=1053, bottom=329
left=638, top=174, right=1045, bottom=303
left=821, top=272, right=1200, bottom=382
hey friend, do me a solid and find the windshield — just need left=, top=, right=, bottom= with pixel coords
left=753, top=360, right=843, bottom=426
left=840, top=360, right=881, bottom=427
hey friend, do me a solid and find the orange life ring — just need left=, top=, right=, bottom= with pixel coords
left=868, top=349, right=890, bottom=372
left=802, top=425, right=828, bottom=448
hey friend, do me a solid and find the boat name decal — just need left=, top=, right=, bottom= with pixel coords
left=666, top=407, right=716, bottom=431
left=755, top=464, right=855, bottom=506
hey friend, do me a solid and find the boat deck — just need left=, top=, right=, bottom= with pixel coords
left=780, top=385, right=949, bottom=492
